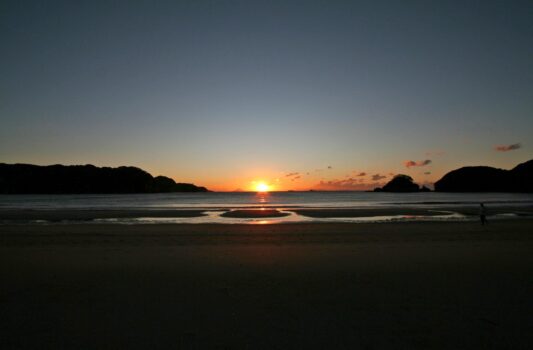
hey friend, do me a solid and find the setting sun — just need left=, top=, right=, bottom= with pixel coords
left=255, top=182, right=270, bottom=192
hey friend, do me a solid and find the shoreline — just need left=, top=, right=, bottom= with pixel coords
left=1, top=205, right=532, bottom=223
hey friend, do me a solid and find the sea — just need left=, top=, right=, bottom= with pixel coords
left=1, top=192, right=532, bottom=224
left=1, top=191, right=532, bottom=209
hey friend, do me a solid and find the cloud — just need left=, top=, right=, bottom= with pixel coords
left=356, top=172, right=366, bottom=177
left=285, top=172, right=299, bottom=177
left=291, top=175, right=301, bottom=181
left=327, top=166, right=333, bottom=169
left=372, top=174, right=386, bottom=181
left=404, top=159, right=432, bottom=168
left=314, top=179, right=386, bottom=191
left=494, top=143, right=521, bottom=152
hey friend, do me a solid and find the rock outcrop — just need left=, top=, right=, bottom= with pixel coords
left=374, top=174, right=422, bottom=192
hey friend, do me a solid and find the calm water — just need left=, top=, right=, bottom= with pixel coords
left=1, top=192, right=532, bottom=210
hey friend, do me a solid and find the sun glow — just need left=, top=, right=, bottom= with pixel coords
left=255, top=182, right=270, bottom=192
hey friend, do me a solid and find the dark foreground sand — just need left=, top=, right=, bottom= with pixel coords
left=1, top=221, right=532, bottom=349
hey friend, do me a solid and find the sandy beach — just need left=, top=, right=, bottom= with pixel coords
left=1, top=220, right=532, bottom=349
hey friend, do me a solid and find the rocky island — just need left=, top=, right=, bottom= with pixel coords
left=374, top=174, right=430, bottom=192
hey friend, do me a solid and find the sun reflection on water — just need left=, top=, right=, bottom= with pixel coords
left=254, top=220, right=271, bottom=225
left=256, top=191, right=269, bottom=204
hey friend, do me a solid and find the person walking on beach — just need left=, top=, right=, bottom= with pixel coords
left=479, top=203, right=488, bottom=226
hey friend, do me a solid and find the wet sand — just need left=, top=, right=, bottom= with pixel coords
left=293, top=208, right=446, bottom=217
left=1, top=205, right=532, bottom=222
left=221, top=209, right=290, bottom=218
left=0, top=209, right=207, bottom=221
left=1, top=220, right=533, bottom=349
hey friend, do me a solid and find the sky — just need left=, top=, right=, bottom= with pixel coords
left=1, top=0, right=532, bottom=191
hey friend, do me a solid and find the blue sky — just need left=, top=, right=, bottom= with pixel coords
left=1, top=0, right=531, bottom=190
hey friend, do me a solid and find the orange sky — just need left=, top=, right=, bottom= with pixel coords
left=164, top=159, right=459, bottom=192
left=159, top=150, right=529, bottom=192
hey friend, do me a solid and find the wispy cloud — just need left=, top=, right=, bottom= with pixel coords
left=327, top=166, right=333, bottom=169
left=315, top=179, right=386, bottom=191
left=356, top=172, right=366, bottom=177
left=285, top=172, right=299, bottom=177
left=494, top=143, right=521, bottom=152
left=404, top=159, right=431, bottom=168
left=372, top=174, right=386, bottom=181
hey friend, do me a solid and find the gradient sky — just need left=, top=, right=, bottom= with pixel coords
left=1, top=0, right=532, bottom=191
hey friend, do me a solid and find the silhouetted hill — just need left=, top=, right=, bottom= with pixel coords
left=374, top=174, right=423, bottom=192
left=510, top=160, right=533, bottom=192
left=0, top=164, right=209, bottom=194
left=434, top=159, right=533, bottom=192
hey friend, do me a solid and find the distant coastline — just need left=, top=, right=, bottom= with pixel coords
left=0, top=163, right=208, bottom=194
left=1, top=159, right=532, bottom=194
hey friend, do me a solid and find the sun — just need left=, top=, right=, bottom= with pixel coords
left=255, top=182, right=270, bottom=192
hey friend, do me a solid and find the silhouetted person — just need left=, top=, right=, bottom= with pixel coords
left=479, top=203, right=487, bottom=226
